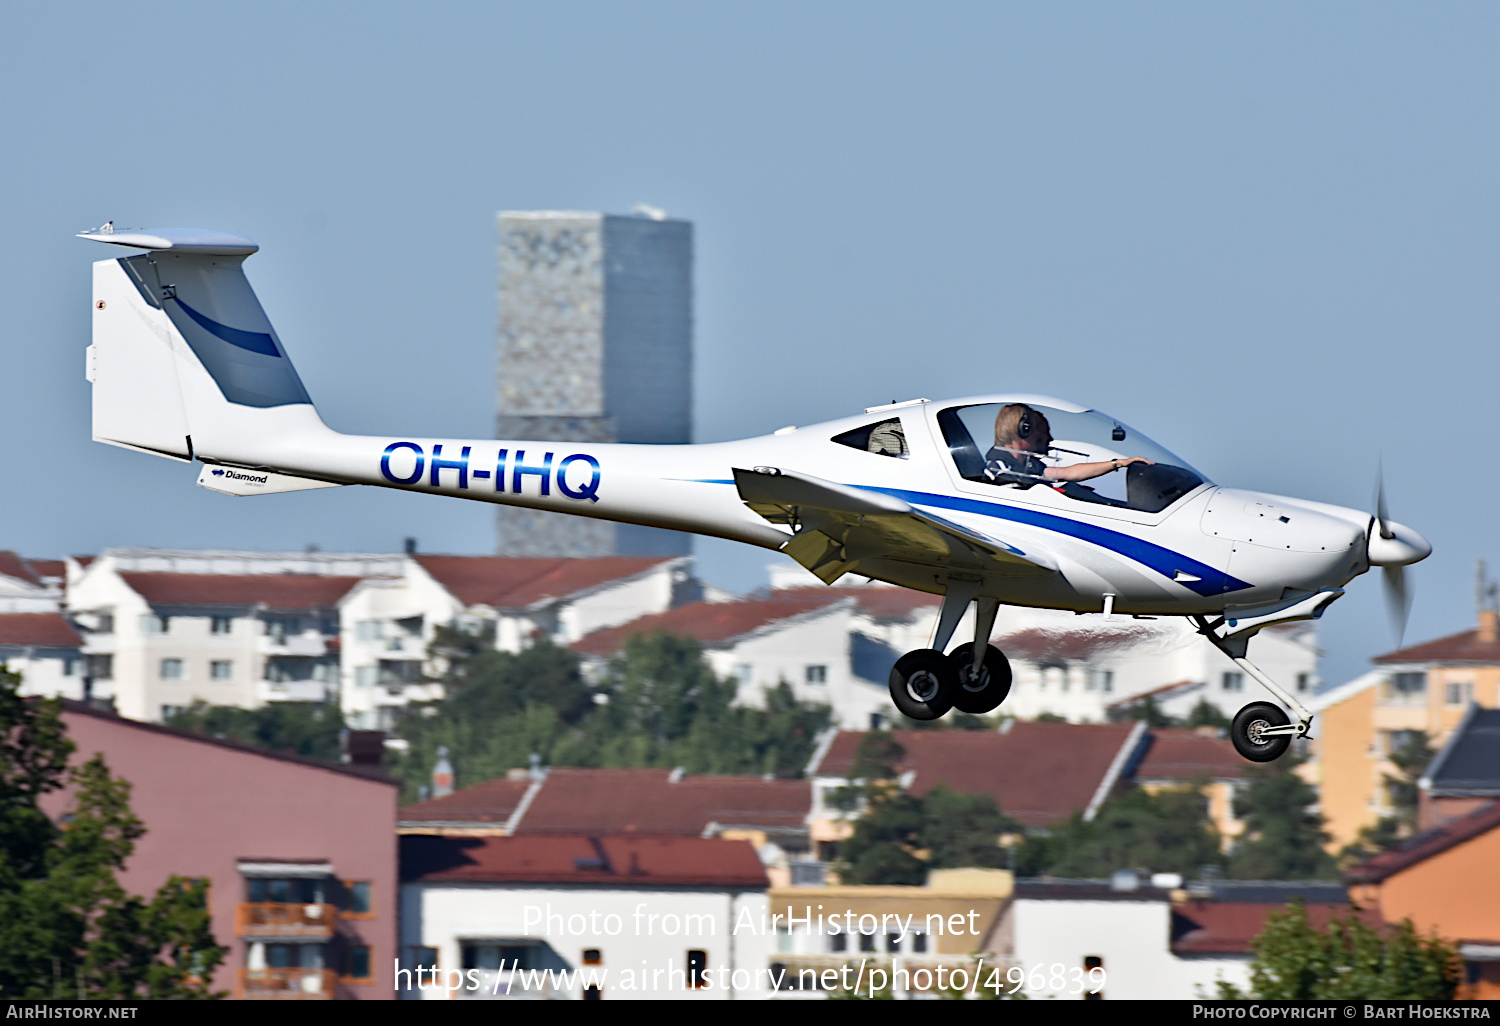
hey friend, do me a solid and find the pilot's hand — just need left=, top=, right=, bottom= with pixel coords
left=1113, top=457, right=1154, bottom=470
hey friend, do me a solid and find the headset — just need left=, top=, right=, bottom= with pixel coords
left=1016, top=408, right=1033, bottom=440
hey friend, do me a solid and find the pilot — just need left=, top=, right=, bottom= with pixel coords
left=985, top=404, right=1152, bottom=488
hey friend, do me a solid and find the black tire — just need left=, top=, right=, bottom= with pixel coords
left=947, top=643, right=1013, bottom=714
left=888, top=649, right=956, bottom=721
left=1230, top=702, right=1292, bottom=762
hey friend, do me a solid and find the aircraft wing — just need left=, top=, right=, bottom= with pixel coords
left=733, top=466, right=1057, bottom=585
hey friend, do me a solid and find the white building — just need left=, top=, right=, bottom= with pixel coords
left=340, top=555, right=690, bottom=729
left=399, top=833, right=776, bottom=1000
left=0, top=552, right=86, bottom=700
left=573, top=588, right=941, bottom=730
left=66, top=548, right=393, bottom=722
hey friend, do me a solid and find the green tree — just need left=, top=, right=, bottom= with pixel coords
left=1019, top=785, right=1223, bottom=878
left=0, top=667, right=223, bottom=998
left=1216, top=901, right=1458, bottom=999
left=1186, top=700, right=1230, bottom=729
left=393, top=630, right=831, bottom=800
left=166, top=701, right=346, bottom=761
left=1227, top=758, right=1337, bottom=879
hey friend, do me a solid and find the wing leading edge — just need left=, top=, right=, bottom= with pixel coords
left=733, top=467, right=1057, bottom=585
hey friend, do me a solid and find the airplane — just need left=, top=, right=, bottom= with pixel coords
left=75, top=225, right=1432, bottom=762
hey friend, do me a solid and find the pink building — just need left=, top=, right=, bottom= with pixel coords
left=50, top=702, right=399, bottom=1000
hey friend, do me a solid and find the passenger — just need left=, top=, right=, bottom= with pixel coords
left=985, top=404, right=1152, bottom=487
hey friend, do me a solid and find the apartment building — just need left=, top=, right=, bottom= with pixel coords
left=1312, top=608, right=1500, bottom=849
left=46, top=702, right=398, bottom=999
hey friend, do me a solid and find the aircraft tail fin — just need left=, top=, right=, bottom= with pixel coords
left=81, top=226, right=329, bottom=467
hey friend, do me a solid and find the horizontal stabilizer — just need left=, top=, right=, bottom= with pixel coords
left=196, top=465, right=342, bottom=497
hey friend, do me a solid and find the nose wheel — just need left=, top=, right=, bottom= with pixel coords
left=1230, top=702, right=1293, bottom=763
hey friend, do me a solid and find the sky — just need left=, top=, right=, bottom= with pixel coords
left=2, top=2, right=1497, bottom=688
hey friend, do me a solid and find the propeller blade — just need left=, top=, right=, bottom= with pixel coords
left=1374, top=462, right=1394, bottom=540
left=1383, top=564, right=1411, bottom=647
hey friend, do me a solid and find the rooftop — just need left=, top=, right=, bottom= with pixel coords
left=119, top=572, right=361, bottom=610
left=415, top=554, right=678, bottom=611
left=1424, top=708, right=1500, bottom=796
left=572, top=593, right=845, bottom=656
left=400, top=767, right=812, bottom=835
left=812, top=724, right=1144, bottom=827
left=1346, top=799, right=1500, bottom=884
left=400, top=833, right=769, bottom=888
left=1374, top=626, right=1500, bottom=666
left=0, top=613, right=83, bottom=647
left=1133, top=728, right=1246, bottom=782
left=0, top=552, right=43, bottom=587
left=1171, top=900, right=1375, bottom=955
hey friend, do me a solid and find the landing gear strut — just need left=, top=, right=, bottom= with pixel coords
left=887, top=581, right=1012, bottom=721
left=1192, top=613, right=1315, bottom=763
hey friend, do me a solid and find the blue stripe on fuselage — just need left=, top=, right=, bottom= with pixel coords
left=687, top=475, right=1248, bottom=596
left=869, top=486, right=1250, bottom=596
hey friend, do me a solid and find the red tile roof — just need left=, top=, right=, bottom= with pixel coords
left=1134, top=728, right=1245, bottom=782
left=119, top=573, right=360, bottom=609
left=0, top=614, right=83, bottom=647
left=1170, top=901, right=1377, bottom=955
left=399, top=767, right=812, bottom=835
left=399, top=776, right=534, bottom=826
left=0, top=552, right=40, bottom=586
left=1374, top=628, right=1500, bottom=666
left=400, top=833, right=769, bottom=888
left=813, top=725, right=1142, bottom=827
left=572, top=594, right=843, bottom=656
left=414, top=555, right=674, bottom=610
left=1346, top=800, right=1500, bottom=884
left=24, top=560, right=65, bottom=582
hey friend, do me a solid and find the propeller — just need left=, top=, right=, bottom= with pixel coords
left=1372, top=464, right=1419, bottom=646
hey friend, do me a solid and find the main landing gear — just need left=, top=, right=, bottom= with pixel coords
left=888, top=582, right=1013, bottom=721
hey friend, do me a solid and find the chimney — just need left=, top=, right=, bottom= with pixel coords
left=1480, top=609, right=1499, bottom=644
left=404, top=537, right=418, bottom=555
left=431, top=745, right=454, bottom=798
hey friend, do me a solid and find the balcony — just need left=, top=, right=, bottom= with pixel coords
left=239, top=968, right=336, bottom=1000
left=258, top=680, right=332, bottom=704
left=236, top=902, right=338, bottom=940
left=258, top=631, right=330, bottom=657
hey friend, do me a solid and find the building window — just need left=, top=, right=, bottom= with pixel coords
left=1384, top=672, right=1426, bottom=704
left=342, top=945, right=371, bottom=982
left=805, top=665, right=827, bottom=684
left=140, top=614, right=170, bottom=636
left=1083, top=955, right=1104, bottom=999
left=211, top=616, right=234, bottom=635
left=1296, top=673, right=1310, bottom=693
left=582, top=949, right=602, bottom=965
left=733, top=664, right=753, bottom=686
left=829, top=933, right=847, bottom=953
left=885, top=933, right=901, bottom=953
left=247, top=877, right=327, bottom=904
left=84, top=654, right=112, bottom=680
left=1446, top=681, right=1473, bottom=706
left=355, top=666, right=376, bottom=688
left=210, top=660, right=233, bottom=682
left=1222, top=672, right=1244, bottom=692
left=160, top=659, right=184, bottom=681
left=912, top=932, right=927, bottom=953
left=93, top=613, right=114, bottom=634
left=1086, top=669, right=1114, bottom=692
left=344, top=881, right=372, bottom=917
left=161, top=705, right=186, bottom=722
left=356, top=620, right=384, bottom=641
left=61, top=655, right=79, bottom=677
left=859, top=932, right=876, bottom=953
left=687, top=950, right=708, bottom=989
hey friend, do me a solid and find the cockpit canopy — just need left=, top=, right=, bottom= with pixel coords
left=937, top=399, right=1209, bottom=513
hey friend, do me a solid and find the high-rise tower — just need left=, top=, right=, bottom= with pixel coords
left=495, top=210, right=693, bottom=556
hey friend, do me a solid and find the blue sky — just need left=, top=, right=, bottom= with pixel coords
left=3, top=3, right=1497, bottom=686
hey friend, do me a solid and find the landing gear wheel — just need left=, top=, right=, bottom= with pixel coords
left=1230, top=702, right=1292, bottom=763
left=888, top=649, right=956, bottom=721
left=946, top=643, right=1013, bottom=714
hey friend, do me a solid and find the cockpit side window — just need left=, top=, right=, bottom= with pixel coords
left=832, top=419, right=908, bottom=459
